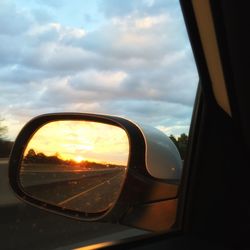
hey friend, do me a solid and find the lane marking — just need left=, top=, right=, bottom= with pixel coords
left=58, top=172, right=123, bottom=206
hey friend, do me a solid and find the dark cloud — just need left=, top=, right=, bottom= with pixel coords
left=101, top=100, right=193, bottom=123
left=96, top=100, right=194, bottom=135
left=0, top=65, right=49, bottom=84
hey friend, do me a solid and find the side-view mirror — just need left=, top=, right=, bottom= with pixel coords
left=9, top=113, right=182, bottom=232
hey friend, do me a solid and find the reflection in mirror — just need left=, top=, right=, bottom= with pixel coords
left=20, top=121, right=129, bottom=214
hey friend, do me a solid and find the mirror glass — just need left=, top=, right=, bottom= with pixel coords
left=20, top=120, right=129, bottom=214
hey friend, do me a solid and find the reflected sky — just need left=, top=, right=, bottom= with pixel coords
left=24, top=121, right=129, bottom=165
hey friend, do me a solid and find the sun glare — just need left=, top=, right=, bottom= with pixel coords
left=24, top=121, right=129, bottom=165
left=75, top=156, right=85, bottom=163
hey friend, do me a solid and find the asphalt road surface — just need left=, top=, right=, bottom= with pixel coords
left=0, top=159, right=148, bottom=250
left=21, top=165, right=126, bottom=213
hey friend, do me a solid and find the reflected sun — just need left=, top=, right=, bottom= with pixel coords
left=24, top=120, right=129, bottom=165
left=74, top=156, right=85, bottom=163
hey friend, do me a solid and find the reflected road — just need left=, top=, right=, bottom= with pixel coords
left=21, top=166, right=126, bottom=213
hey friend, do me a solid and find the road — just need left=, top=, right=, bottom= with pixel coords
left=21, top=166, right=126, bottom=213
left=0, top=160, right=147, bottom=250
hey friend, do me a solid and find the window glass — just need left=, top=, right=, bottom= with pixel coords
left=0, top=0, right=198, bottom=249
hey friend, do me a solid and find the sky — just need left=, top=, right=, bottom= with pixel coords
left=0, top=0, right=198, bottom=140
left=24, top=121, right=129, bottom=165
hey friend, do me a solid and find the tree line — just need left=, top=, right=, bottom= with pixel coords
left=24, top=148, right=124, bottom=169
left=0, top=120, right=189, bottom=160
left=0, top=120, right=14, bottom=157
left=169, top=133, right=189, bottom=159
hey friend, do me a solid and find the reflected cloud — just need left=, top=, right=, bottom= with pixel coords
left=24, top=120, right=129, bottom=165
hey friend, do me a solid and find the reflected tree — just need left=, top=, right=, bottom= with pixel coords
left=24, top=149, right=37, bottom=163
left=24, top=150, right=63, bottom=164
left=0, top=120, right=7, bottom=140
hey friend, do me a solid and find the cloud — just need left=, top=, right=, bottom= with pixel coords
left=70, top=70, right=127, bottom=90
left=99, top=0, right=136, bottom=18
left=31, top=8, right=54, bottom=24
left=0, top=0, right=198, bottom=140
left=0, top=1, right=32, bottom=35
left=99, top=0, right=181, bottom=18
left=81, top=12, right=185, bottom=62
left=27, top=23, right=86, bottom=41
left=22, top=42, right=98, bottom=72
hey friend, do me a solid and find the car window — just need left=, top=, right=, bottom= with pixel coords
left=0, top=0, right=198, bottom=249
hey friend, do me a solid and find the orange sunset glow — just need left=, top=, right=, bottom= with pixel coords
left=23, top=120, right=129, bottom=165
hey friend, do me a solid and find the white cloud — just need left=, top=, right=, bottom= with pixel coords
left=0, top=1, right=32, bottom=35
left=70, top=70, right=127, bottom=90
left=0, top=0, right=198, bottom=140
left=27, top=22, right=86, bottom=40
left=82, top=11, right=184, bottom=62
left=23, top=43, right=98, bottom=72
left=135, top=15, right=169, bottom=29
